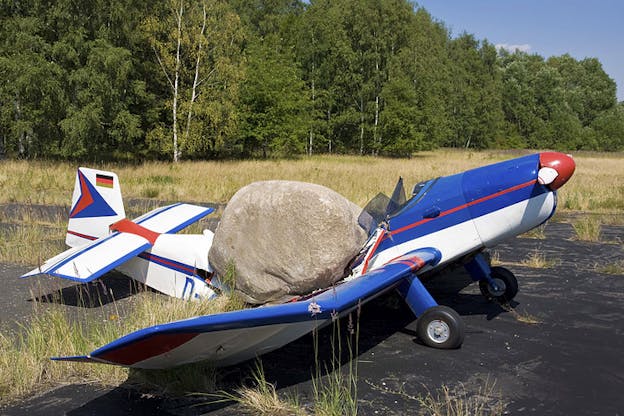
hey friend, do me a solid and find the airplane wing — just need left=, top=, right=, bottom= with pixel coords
left=21, top=204, right=214, bottom=281
left=133, top=203, right=215, bottom=234
left=53, top=247, right=441, bottom=369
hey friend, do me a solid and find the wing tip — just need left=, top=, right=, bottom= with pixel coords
left=20, top=268, right=43, bottom=279
left=51, top=355, right=93, bottom=363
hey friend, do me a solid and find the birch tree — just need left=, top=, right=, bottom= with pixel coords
left=144, top=0, right=244, bottom=161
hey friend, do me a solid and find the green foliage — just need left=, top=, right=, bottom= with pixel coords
left=0, top=0, right=622, bottom=160
left=240, top=38, right=311, bottom=157
left=590, top=103, right=624, bottom=151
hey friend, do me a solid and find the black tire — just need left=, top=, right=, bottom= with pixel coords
left=416, top=306, right=465, bottom=349
left=479, top=266, right=519, bottom=303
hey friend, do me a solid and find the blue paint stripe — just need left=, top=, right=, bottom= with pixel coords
left=165, top=207, right=214, bottom=234
left=48, top=232, right=125, bottom=273
left=48, top=243, right=151, bottom=282
left=135, top=203, right=183, bottom=224
left=134, top=203, right=213, bottom=232
left=138, top=252, right=196, bottom=275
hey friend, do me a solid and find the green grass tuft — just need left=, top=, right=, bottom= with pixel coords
left=312, top=311, right=359, bottom=416
left=597, top=260, right=624, bottom=275
left=207, top=361, right=305, bottom=416
left=521, top=224, right=546, bottom=239
left=521, top=248, right=560, bottom=269
left=572, top=217, right=602, bottom=242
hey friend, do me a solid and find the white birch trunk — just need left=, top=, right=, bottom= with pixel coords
left=327, top=109, right=332, bottom=153
left=309, top=75, right=315, bottom=156
left=374, top=94, right=379, bottom=156
left=184, top=2, right=207, bottom=149
left=359, top=95, right=364, bottom=155
left=172, top=0, right=184, bottom=162
left=15, top=97, right=25, bottom=156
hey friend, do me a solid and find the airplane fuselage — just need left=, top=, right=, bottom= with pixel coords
left=115, top=232, right=217, bottom=300
left=359, top=153, right=562, bottom=276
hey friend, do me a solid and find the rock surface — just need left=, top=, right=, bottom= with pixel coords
left=209, top=180, right=368, bottom=304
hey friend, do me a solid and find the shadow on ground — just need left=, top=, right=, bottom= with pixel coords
left=31, top=272, right=146, bottom=308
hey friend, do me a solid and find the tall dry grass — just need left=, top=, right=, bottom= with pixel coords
left=0, top=290, right=245, bottom=405
left=417, top=378, right=506, bottom=416
left=559, top=154, right=624, bottom=213
left=3, top=150, right=620, bottom=213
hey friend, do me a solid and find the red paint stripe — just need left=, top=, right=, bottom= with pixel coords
left=361, top=230, right=387, bottom=275
left=389, top=179, right=537, bottom=237
left=359, top=180, right=537, bottom=270
left=394, top=255, right=425, bottom=271
left=397, top=260, right=417, bottom=269
left=67, top=230, right=97, bottom=241
left=69, top=172, right=94, bottom=218
left=110, top=218, right=160, bottom=245
left=139, top=253, right=196, bottom=274
left=97, top=333, right=199, bottom=365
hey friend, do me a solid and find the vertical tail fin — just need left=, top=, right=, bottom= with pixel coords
left=66, top=167, right=126, bottom=247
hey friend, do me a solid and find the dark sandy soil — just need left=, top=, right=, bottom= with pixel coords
left=1, top=215, right=622, bottom=415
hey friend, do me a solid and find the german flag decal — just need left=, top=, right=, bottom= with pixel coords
left=96, top=174, right=114, bottom=188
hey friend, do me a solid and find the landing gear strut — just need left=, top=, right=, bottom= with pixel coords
left=465, top=253, right=519, bottom=303
left=397, top=275, right=465, bottom=349
left=479, top=266, right=518, bottom=303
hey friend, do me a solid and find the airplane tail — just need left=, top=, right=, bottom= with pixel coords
left=66, top=167, right=126, bottom=247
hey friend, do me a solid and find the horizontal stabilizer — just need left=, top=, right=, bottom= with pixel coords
left=133, top=203, right=214, bottom=234
left=22, top=232, right=152, bottom=282
left=23, top=204, right=214, bottom=282
left=54, top=247, right=441, bottom=369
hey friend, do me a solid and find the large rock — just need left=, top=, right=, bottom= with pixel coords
left=209, top=180, right=368, bottom=304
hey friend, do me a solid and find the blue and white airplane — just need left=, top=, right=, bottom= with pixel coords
left=22, top=168, right=224, bottom=301
left=26, top=152, right=575, bottom=369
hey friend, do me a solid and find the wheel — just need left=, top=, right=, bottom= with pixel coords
left=479, top=266, right=519, bottom=303
left=416, top=306, right=465, bottom=349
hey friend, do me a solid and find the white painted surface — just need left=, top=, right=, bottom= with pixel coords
left=131, top=320, right=324, bottom=369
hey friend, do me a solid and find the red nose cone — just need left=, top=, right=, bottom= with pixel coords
left=539, top=152, right=576, bottom=190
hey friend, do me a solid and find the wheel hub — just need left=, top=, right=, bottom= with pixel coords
left=426, top=319, right=450, bottom=343
left=488, top=278, right=506, bottom=297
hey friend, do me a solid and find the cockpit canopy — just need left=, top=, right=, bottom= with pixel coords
left=358, top=177, right=435, bottom=234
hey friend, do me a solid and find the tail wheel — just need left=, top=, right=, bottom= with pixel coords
left=479, top=266, right=519, bottom=303
left=416, top=306, right=465, bottom=349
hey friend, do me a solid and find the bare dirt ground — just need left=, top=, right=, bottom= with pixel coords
left=1, top=211, right=622, bottom=415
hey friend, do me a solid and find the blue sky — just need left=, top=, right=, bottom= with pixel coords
left=416, top=0, right=624, bottom=101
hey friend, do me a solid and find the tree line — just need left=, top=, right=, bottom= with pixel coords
left=1, top=0, right=622, bottom=161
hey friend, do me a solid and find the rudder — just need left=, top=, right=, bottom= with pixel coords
left=66, top=167, right=125, bottom=247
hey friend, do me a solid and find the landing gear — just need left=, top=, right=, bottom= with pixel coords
left=465, top=253, right=519, bottom=303
left=397, top=275, right=465, bottom=349
left=416, top=305, right=465, bottom=349
left=478, top=266, right=518, bottom=303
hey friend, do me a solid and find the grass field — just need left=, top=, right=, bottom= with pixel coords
left=1, top=149, right=621, bottom=267
left=1, top=150, right=623, bottom=214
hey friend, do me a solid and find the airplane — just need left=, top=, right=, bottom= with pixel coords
left=21, top=167, right=224, bottom=301
left=23, top=152, right=575, bottom=369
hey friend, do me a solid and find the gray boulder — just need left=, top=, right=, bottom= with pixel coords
left=209, top=180, right=368, bottom=304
